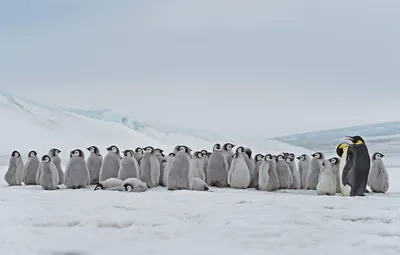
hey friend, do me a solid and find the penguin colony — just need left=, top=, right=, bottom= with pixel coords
left=3, top=136, right=390, bottom=196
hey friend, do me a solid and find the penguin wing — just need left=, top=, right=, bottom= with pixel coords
left=342, top=149, right=355, bottom=186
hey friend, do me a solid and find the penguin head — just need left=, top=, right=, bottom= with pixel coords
left=70, top=149, right=84, bottom=158
left=236, top=146, right=245, bottom=153
left=87, top=146, right=99, bottom=155
left=213, top=143, right=222, bottom=151
left=107, top=145, right=119, bottom=154
left=135, top=147, right=143, bottom=154
left=329, top=157, right=340, bottom=165
left=11, top=150, right=20, bottom=158
left=311, top=152, right=323, bottom=159
left=194, top=151, right=203, bottom=159
left=276, top=155, right=285, bottom=162
left=41, top=155, right=51, bottom=162
left=155, top=148, right=164, bottom=156
left=255, top=154, right=264, bottom=162
left=336, top=143, right=350, bottom=157
left=28, top=151, right=37, bottom=157
left=168, top=152, right=175, bottom=157
left=345, top=135, right=365, bottom=145
left=288, top=153, right=295, bottom=160
left=244, top=147, right=252, bottom=158
left=178, top=145, right=191, bottom=155
left=49, top=148, right=61, bottom=157
left=94, top=184, right=104, bottom=190
left=264, top=154, right=273, bottom=162
left=296, top=154, right=306, bottom=161
left=223, top=143, right=235, bottom=151
left=123, top=150, right=133, bottom=157
left=372, top=152, right=384, bottom=160
left=201, top=150, right=208, bottom=157
left=162, top=159, right=167, bottom=167
left=143, top=146, right=155, bottom=154
left=285, top=157, right=293, bottom=163
left=123, top=183, right=133, bottom=192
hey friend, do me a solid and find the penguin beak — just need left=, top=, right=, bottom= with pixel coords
left=381, top=154, right=385, bottom=157
left=296, top=156, right=300, bottom=160
left=311, top=153, right=316, bottom=157
left=345, top=136, right=353, bottom=141
left=86, top=147, right=90, bottom=151
left=232, top=144, right=236, bottom=148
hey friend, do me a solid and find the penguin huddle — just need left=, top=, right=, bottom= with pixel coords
left=3, top=136, right=390, bottom=197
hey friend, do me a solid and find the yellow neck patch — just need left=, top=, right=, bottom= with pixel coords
left=355, top=140, right=363, bottom=145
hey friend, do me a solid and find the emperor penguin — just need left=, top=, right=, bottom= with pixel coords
left=236, top=147, right=252, bottom=178
left=228, top=152, right=251, bottom=189
left=139, top=146, right=161, bottom=188
left=99, top=145, right=121, bottom=182
left=368, top=152, right=389, bottom=193
left=48, top=148, right=64, bottom=185
left=155, top=148, right=165, bottom=185
left=4, top=150, right=24, bottom=186
left=23, top=150, right=40, bottom=185
left=329, top=157, right=341, bottom=193
left=200, top=150, right=209, bottom=181
left=275, top=154, right=293, bottom=189
left=118, top=149, right=140, bottom=180
left=86, top=146, right=103, bottom=184
left=206, top=143, right=229, bottom=188
left=316, top=159, right=337, bottom=196
left=167, top=145, right=193, bottom=190
left=297, top=154, right=311, bottom=189
left=244, top=147, right=256, bottom=188
left=94, top=177, right=124, bottom=191
left=286, top=157, right=301, bottom=189
left=191, top=177, right=210, bottom=191
left=64, top=149, right=90, bottom=189
left=162, top=153, right=175, bottom=187
left=222, top=143, right=235, bottom=169
left=134, top=147, right=144, bottom=165
left=191, top=151, right=206, bottom=181
left=252, top=154, right=264, bottom=188
left=123, top=177, right=148, bottom=192
left=306, top=152, right=324, bottom=190
left=39, top=155, right=59, bottom=190
left=257, top=154, right=280, bottom=191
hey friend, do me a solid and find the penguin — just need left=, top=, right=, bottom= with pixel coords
left=336, top=142, right=352, bottom=196
left=368, top=152, right=389, bottom=193
left=288, top=153, right=295, bottom=160
left=222, top=143, right=235, bottom=169
left=86, top=146, right=103, bottom=184
left=134, top=147, right=144, bottom=165
left=123, top=177, right=148, bottom=192
left=228, top=152, right=251, bottom=189
left=297, top=154, right=311, bottom=189
left=252, top=154, right=264, bottom=188
left=329, top=157, right=341, bottom=193
left=191, top=177, right=209, bottom=191
left=275, top=154, right=293, bottom=189
left=306, top=152, right=324, bottom=190
left=23, top=150, right=40, bottom=185
left=117, top=149, right=140, bottom=180
left=316, top=159, right=337, bottom=196
left=4, top=150, right=24, bottom=186
left=139, top=146, right=161, bottom=188
left=191, top=151, right=206, bottom=181
left=94, top=177, right=124, bottom=191
left=167, top=145, right=193, bottom=190
left=99, top=145, right=121, bottom=182
left=244, top=147, right=256, bottom=188
left=200, top=149, right=209, bottom=181
left=257, top=154, right=280, bottom=191
left=236, top=146, right=252, bottom=180
left=39, top=155, right=59, bottom=190
left=206, top=143, right=229, bottom=188
left=286, top=156, right=301, bottom=189
left=48, top=148, right=64, bottom=185
left=162, top=153, right=175, bottom=187
left=155, top=148, right=165, bottom=185
left=64, top=149, right=90, bottom=189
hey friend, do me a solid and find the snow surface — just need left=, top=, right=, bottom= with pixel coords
left=1, top=92, right=400, bottom=255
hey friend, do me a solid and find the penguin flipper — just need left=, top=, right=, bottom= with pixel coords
left=342, top=151, right=354, bottom=186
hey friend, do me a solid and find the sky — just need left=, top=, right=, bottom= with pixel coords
left=1, top=0, right=399, bottom=137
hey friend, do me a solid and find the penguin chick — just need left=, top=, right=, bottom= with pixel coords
left=368, top=152, right=389, bottom=193
left=206, top=143, right=229, bottom=188
left=222, top=143, right=235, bottom=169
left=235, top=146, right=252, bottom=185
left=48, top=148, right=64, bottom=185
left=275, top=154, right=293, bottom=189
left=244, top=147, right=256, bottom=188
left=297, top=154, right=311, bottom=189
left=94, top=177, right=124, bottom=191
left=257, top=154, right=280, bottom=191
left=228, top=152, right=251, bottom=189
left=39, top=155, right=59, bottom=190
left=134, top=147, right=144, bottom=165
left=306, top=152, right=324, bottom=190
left=316, top=159, right=336, bottom=196
left=286, top=157, right=301, bottom=189
left=162, top=153, right=175, bottom=187
left=87, top=146, right=103, bottom=184
left=118, top=149, right=140, bottom=180
left=155, top=148, right=165, bottom=186
left=139, top=146, right=161, bottom=188
left=99, top=145, right=121, bottom=182
left=23, top=150, right=40, bottom=185
left=191, top=177, right=210, bottom=191
left=123, top=177, right=148, bottom=192
left=167, top=145, right=193, bottom=190
left=201, top=149, right=209, bottom=182
left=252, top=154, right=264, bottom=188
left=191, top=151, right=206, bottom=181
left=64, top=149, right=90, bottom=189
left=4, top=150, right=24, bottom=186
left=329, top=157, right=341, bottom=193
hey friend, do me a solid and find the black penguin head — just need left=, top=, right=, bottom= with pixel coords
left=155, top=148, right=164, bottom=156
left=244, top=147, right=252, bottom=158
left=336, top=143, right=350, bottom=157
left=213, top=143, right=222, bottom=151
left=28, top=151, right=37, bottom=157
left=345, top=135, right=365, bottom=145
left=288, top=153, right=295, bottom=160
left=123, top=183, right=133, bottom=192
left=41, top=155, right=51, bottom=162
left=168, top=152, right=175, bottom=157
left=11, top=150, right=20, bottom=158
left=135, top=147, right=143, bottom=154
left=201, top=150, right=208, bottom=156
left=94, top=184, right=104, bottom=190
left=223, top=143, right=235, bottom=151
left=276, top=154, right=285, bottom=162
left=107, top=145, right=119, bottom=154
left=123, top=150, right=133, bottom=157
left=194, top=151, right=203, bottom=159
left=162, top=159, right=167, bottom=167
left=296, top=154, right=306, bottom=161
left=143, top=146, right=155, bottom=154
left=311, top=152, right=323, bottom=159
left=49, top=148, right=61, bottom=157
left=70, top=149, right=84, bottom=158
left=178, top=145, right=191, bottom=154
left=236, top=146, right=245, bottom=153
left=285, top=157, right=293, bottom=163
left=372, top=152, right=384, bottom=160
left=329, top=157, right=340, bottom=165
left=87, top=146, right=100, bottom=154
left=255, top=154, right=264, bottom=162
left=264, top=154, right=273, bottom=162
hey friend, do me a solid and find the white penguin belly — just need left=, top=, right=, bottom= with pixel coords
left=339, top=150, right=351, bottom=196
left=228, top=158, right=250, bottom=188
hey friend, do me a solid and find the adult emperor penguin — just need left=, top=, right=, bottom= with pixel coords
left=329, top=157, right=341, bottom=193
left=39, top=155, right=59, bottom=190
left=257, top=154, right=280, bottom=191
left=191, top=151, right=206, bottom=181
left=94, top=177, right=124, bottom=191
left=368, top=152, right=389, bottom=193
left=252, top=154, right=264, bottom=188
left=65, top=149, right=90, bottom=189
left=4, top=150, right=24, bottom=186
left=275, top=154, right=293, bottom=189
left=316, top=159, right=337, bottom=196
left=139, top=146, right=161, bottom=188
left=228, top=152, right=251, bottom=189
left=297, top=154, right=311, bottom=189
left=48, top=148, right=64, bottom=185
left=86, top=146, right=103, bottom=184
left=23, top=150, right=40, bottom=185
left=162, top=153, right=175, bottom=187
left=222, top=143, right=235, bottom=169
left=286, top=156, right=301, bottom=189
left=306, top=152, right=324, bottom=190
left=206, top=143, right=229, bottom=187
left=123, top=177, right=148, bottom=192
left=191, top=177, right=210, bottom=191
left=134, top=147, right=144, bottom=165
left=167, top=145, right=193, bottom=190
left=118, top=149, right=140, bottom=180
left=99, top=145, right=121, bottom=182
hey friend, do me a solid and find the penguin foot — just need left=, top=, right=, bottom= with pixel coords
left=56, top=187, right=60, bottom=190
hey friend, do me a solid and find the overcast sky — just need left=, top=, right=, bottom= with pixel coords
left=1, top=0, right=399, bottom=137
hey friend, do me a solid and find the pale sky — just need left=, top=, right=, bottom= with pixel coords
left=1, top=1, right=399, bottom=137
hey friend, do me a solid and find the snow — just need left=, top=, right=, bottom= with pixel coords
left=1, top=92, right=400, bottom=255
